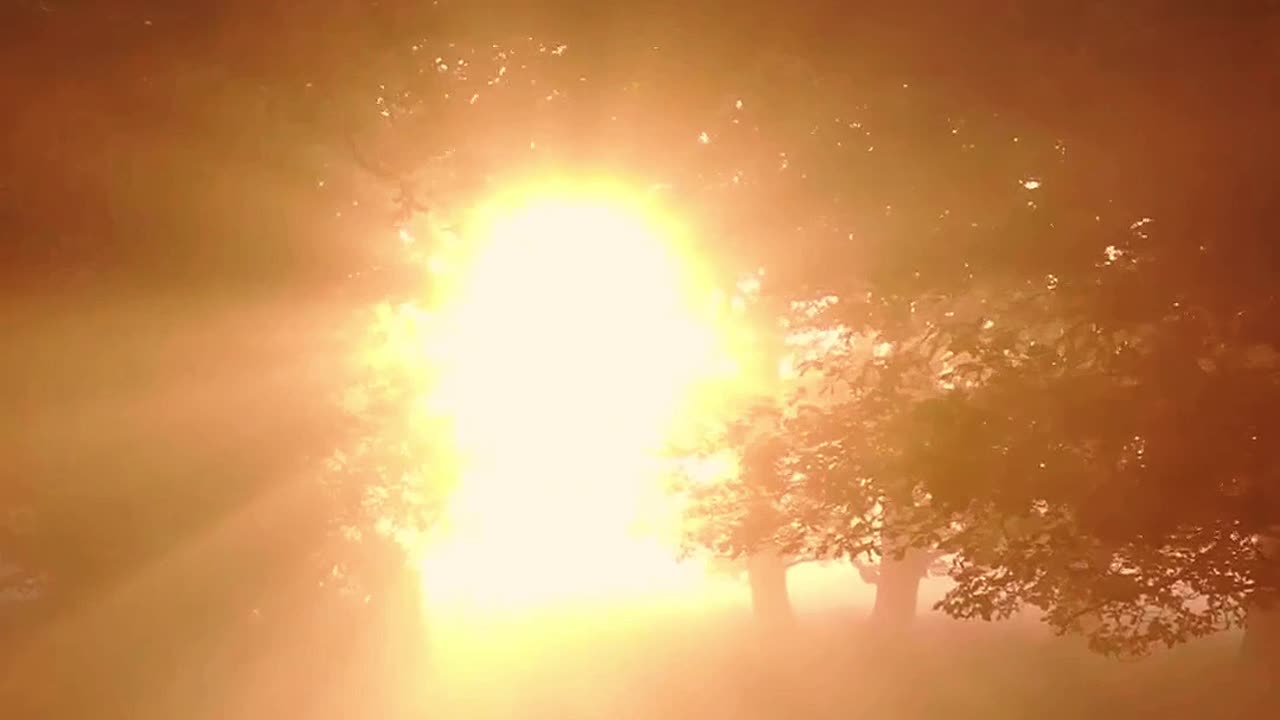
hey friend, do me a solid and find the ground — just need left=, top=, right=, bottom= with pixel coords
left=6, top=595, right=1269, bottom=718
left=428, top=605, right=1267, bottom=720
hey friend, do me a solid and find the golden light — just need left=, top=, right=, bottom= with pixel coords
left=419, top=179, right=744, bottom=613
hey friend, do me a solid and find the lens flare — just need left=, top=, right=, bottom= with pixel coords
left=419, top=180, right=743, bottom=613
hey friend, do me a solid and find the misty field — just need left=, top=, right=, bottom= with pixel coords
left=2, top=582, right=1270, bottom=719
left=426, top=606, right=1261, bottom=720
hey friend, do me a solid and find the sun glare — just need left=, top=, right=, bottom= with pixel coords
left=419, top=181, right=742, bottom=612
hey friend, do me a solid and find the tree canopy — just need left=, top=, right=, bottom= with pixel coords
left=656, top=0, right=1280, bottom=658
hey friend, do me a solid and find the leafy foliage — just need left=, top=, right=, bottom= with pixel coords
left=663, top=2, right=1280, bottom=656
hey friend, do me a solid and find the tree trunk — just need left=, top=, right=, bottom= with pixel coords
left=747, top=549, right=794, bottom=631
left=1241, top=531, right=1280, bottom=692
left=1242, top=598, right=1280, bottom=670
left=369, top=563, right=433, bottom=720
left=871, top=550, right=928, bottom=626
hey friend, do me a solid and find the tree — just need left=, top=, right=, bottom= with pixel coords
left=907, top=212, right=1280, bottom=660
left=3, top=1, right=852, bottom=709
left=680, top=423, right=801, bottom=631
left=675, top=295, right=965, bottom=631
left=666, top=1, right=1280, bottom=670
left=0, top=2, right=457, bottom=715
left=852, top=549, right=945, bottom=627
left=362, top=0, right=1280, bottom=677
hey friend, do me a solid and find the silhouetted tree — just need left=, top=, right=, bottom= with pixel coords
left=0, top=2, right=453, bottom=716
left=666, top=0, right=1280, bottom=670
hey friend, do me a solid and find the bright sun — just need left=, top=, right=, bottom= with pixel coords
left=419, top=181, right=740, bottom=612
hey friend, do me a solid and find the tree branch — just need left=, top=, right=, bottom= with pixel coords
left=851, top=554, right=881, bottom=584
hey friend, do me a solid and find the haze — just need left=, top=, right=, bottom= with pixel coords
left=3, top=3, right=1278, bottom=719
